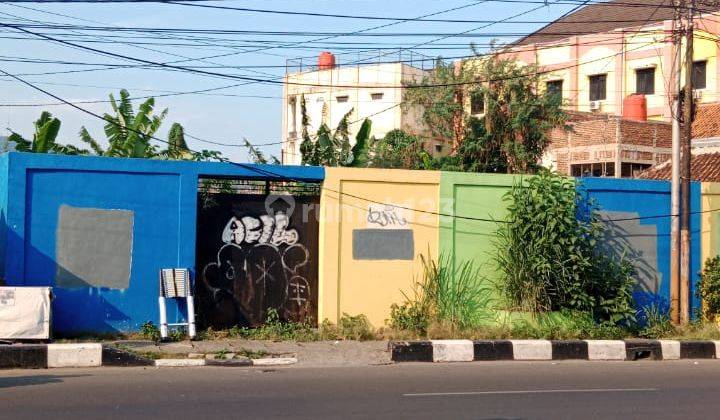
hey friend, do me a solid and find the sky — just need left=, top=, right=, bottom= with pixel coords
left=0, top=0, right=580, bottom=162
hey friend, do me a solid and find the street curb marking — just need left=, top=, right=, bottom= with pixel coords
left=155, top=358, right=206, bottom=367
left=0, top=344, right=295, bottom=369
left=624, top=339, right=662, bottom=360
left=391, top=340, right=720, bottom=362
left=510, top=340, right=552, bottom=360
left=251, top=357, right=298, bottom=366
left=680, top=340, right=716, bottom=359
left=585, top=340, right=626, bottom=361
left=47, top=343, right=102, bottom=368
left=551, top=340, right=588, bottom=360
left=0, top=344, right=47, bottom=369
left=658, top=340, right=681, bottom=360
left=431, top=340, right=474, bottom=362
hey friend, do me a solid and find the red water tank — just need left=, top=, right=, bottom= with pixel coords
left=318, top=51, right=336, bottom=70
left=623, top=94, right=647, bottom=122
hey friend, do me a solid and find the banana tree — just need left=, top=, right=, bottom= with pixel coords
left=299, top=99, right=373, bottom=167
left=79, top=89, right=168, bottom=158
left=8, top=111, right=86, bottom=155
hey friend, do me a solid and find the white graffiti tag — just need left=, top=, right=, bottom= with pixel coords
left=221, top=212, right=299, bottom=246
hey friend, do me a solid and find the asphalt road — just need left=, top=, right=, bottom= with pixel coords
left=2, top=361, right=720, bottom=419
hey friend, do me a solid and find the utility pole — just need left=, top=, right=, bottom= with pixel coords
left=670, top=0, right=682, bottom=325
left=680, top=0, right=695, bottom=324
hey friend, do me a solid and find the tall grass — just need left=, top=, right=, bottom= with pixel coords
left=389, top=253, right=494, bottom=335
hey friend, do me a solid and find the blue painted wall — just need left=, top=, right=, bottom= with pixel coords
left=577, top=178, right=702, bottom=317
left=0, top=152, right=323, bottom=335
left=0, top=153, right=9, bottom=280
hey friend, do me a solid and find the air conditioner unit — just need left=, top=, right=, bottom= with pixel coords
left=589, top=100, right=602, bottom=111
left=693, top=90, right=703, bottom=100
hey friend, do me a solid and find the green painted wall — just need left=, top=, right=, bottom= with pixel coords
left=439, top=172, right=520, bottom=298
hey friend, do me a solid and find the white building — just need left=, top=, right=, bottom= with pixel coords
left=281, top=52, right=436, bottom=165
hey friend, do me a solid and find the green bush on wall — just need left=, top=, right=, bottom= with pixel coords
left=697, top=256, right=720, bottom=321
left=495, top=170, right=637, bottom=324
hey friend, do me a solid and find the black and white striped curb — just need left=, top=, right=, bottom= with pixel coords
left=0, top=344, right=296, bottom=369
left=391, top=339, right=720, bottom=362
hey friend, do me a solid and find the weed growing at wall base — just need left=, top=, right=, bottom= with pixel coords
left=389, top=253, right=494, bottom=335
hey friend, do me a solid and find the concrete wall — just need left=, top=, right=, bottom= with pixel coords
left=701, top=183, right=720, bottom=266
left=318, top=167, right=440, bottom=327
left=578, top=178, right=702, bottom=313
left=438, top=172, right=516, bottom=300
left=0, top=152, right=323, bottom=334
left=0, top=153, right=8, bottom=281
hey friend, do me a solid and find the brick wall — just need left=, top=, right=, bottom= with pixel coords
left=547, top=112, right=672, bottom=176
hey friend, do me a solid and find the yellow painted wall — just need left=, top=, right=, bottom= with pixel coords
left=693, top=30, right=718, bottom=104
left=318, top=167, right=440, bottom=327
left=701, top=183, right=720, bottom=265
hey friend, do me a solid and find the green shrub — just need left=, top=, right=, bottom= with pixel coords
left=389, top=253, right=493, bottom=335
left=338, top=313, right=375, bottom=341
left=697, top=256, right=720, bottom=321
left=232, top=309, right=316, bottom=341
left=496, top=170, right=636, bottom=325
left=637, top=304, right=676, bottom=339
left=139, top=321, right=160, bottom=341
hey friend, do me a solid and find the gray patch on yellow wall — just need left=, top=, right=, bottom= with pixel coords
left=55, top=205, right=134, bottom=289
left=600, top=211, right=660, bottom=294
left=352, top=229, right=414, bottom=260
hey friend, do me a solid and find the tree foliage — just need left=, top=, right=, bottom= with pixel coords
left=404, top=54, right=567, bottom=174
left=244, top=138, right=280, bottom=164
left=8, top=111, right=87, bottom=155
left=298, top=95, right=373, bottom=167
left=79, top=89, right=222, bottom=161
left=80, top=89, right=168, bottom=158
left=369, top=129, right=432, bottom=170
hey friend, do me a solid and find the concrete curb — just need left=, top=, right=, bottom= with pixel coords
left=153, top=357, right=297, bottom=367
left=0, top=344, right=296, bottom=369
left=390, top=340, right=720, bottom=362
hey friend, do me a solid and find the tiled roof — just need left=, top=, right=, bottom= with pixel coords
left=514, top=0, right=677, bottom=46
left=693, top=102, right=720, bottom=139
left=638, top=152, right=720, bottom=182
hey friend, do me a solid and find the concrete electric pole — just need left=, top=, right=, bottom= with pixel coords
left=670, top=0, right=682, bottom=325
left=680, top=0, right=695, bottom=324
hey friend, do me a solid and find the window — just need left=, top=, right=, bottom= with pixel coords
left=620, top=162, right=652, bottom=178
left=371, top=92, right=384, bottom=101
left=570, top=162, right=614, bottom=177
left=589, top=74, right=607, bottom=101
left=693, top=60, right=707, bottom=89
left=546, top=80, right=563, bottom=98
left=287, top=97, right=297, bottom=137
left=635, top=67, right=655, bottom=94
left=336, top=95, right=349, bottom=103
left=470, top=92, right=485, bottom=114
left=434, top=144, right=443, bottom=153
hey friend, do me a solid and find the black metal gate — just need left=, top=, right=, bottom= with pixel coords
left=195, top=179, right=320, bottom=329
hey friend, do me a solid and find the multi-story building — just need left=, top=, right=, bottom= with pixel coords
left=281, top=52, right=435, bottom=165
left=465, top=0, right=720, bottom=177
left=493, top=0, right=720, bottom=120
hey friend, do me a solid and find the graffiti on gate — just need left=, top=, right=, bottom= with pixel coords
left=196, top=195, right=319, bottom=328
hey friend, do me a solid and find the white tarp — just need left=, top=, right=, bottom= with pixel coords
left=0, top=287, right=51, bottom=340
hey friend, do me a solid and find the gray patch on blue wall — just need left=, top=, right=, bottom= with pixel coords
left=600, top=211, right=660, bottom=294
left=55, top=205, right=134, bottom=289
left=352, top=229, right=414, bottom=260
